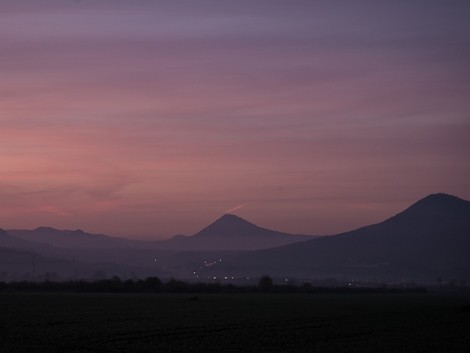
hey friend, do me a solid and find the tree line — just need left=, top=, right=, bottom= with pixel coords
left=0, top=275, right=427, bottom=294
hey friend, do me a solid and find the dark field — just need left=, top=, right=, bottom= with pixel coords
left=1, top=293, right=469, bottom=353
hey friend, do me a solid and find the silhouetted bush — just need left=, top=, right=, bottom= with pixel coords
left=258, top=275, right=273, bottom=292
left=144, top=277, right=162, bottom=292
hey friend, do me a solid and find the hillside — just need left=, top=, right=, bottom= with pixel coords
left=214, top=194, right=470, bottom=281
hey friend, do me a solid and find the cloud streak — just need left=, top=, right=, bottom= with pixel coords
left=225, top=203, right=249, bottom=214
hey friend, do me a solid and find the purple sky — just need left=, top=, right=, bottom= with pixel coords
left=1, top=0, right=469, bottom=239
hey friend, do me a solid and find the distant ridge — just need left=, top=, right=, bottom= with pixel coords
left=7, top=227, right=131, bottom=249
left=34, top=226, right=60, bottom=232
left=34, top=227, right=86, bottom=234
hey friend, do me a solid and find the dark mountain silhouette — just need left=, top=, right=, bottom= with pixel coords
left=8, top=227, right=175, bottom=252
left=159, top=214, right=315, bottom=251
left=2, top=228, right=167, bottom=273
left=8, top=227, right=136, bottom=249
left=215, top=193, right=470, bottom=281
left=0, top=228, right=65, bottom=256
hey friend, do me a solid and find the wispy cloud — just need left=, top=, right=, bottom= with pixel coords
left=225, top=203, right=249, bottom=214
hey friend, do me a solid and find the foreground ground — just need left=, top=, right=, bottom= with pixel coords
left=0, top=292, right=469, bottom=352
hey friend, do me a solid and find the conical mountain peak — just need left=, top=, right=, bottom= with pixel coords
left=220, top=213, right=244, bottom=220
left=161, top=214, right=312, bottom=250
left=399, top=193, right=470, bottom=218
left=214, top=213, right=256, bottom=226
left=194, top=213, right=263, bottom=238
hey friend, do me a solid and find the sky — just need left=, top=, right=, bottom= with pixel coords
left=1, top=0, right=469, bottom=239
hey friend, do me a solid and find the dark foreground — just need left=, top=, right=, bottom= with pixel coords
left=1, top=293, right=469, bottom=353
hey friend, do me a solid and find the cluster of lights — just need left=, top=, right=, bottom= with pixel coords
left=192, top=258, right=225, bottom=277
left=201, top=258, right=223, bottom=268
left=211, top=276, right=236, bottom=280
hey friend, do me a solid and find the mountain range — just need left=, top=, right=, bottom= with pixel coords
left=1, top=193, right=469, bottom=282
left=7, top=214, right=313, bottom=251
